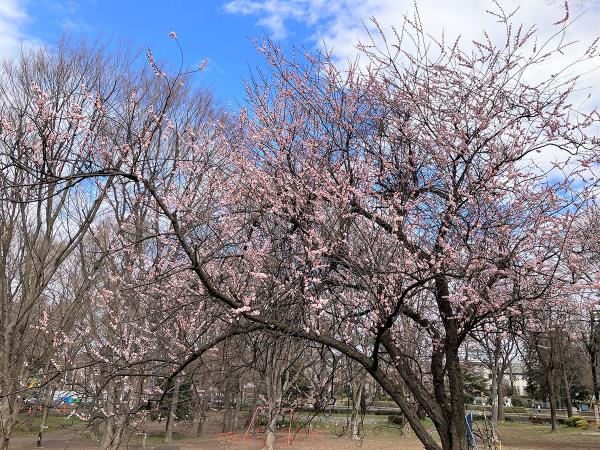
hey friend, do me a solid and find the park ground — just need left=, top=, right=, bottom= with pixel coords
left=7, top=412, right=600, bottom=449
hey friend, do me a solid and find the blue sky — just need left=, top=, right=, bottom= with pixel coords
left=2, top=0, right=600, bottom=109
left=8, top=0, right=318, bottom=104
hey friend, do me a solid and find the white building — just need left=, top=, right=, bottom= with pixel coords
left=463, top=359, right=529, bottom=402
left=507, top=363, right=528, bottom=397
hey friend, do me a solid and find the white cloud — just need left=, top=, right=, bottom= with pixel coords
left=223, top=1, right=600, bottom=112
left=224, top=0, right=324, bottom=39
left=61, top=17, right=92, bottom=33
left=223, top=1, right=600, bottom=60
left=224, top=0, right=600, bottom=173
left=0, top=0, right=39, bottom=58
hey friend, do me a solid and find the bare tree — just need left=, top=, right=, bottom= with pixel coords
left=0, top=38, right=134, bottom=449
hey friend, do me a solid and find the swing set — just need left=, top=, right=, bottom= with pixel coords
left=217, top=406, right=319, bottom=447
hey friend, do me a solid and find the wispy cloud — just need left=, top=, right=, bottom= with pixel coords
left=223, top=0, right=600, bottom=172
left=222, top=0, right=600, bottom=115
left=0, top=0, right=28, bottom=56
left=61, top=17, right=92, bottom=33
left=223, top=1, right=600, bottom=62
left=223, top=0, right=328, bottom=39
left=0, top=0, right=42, bottom=58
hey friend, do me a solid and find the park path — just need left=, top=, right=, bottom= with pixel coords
left=7, top=430, right=180, bottom=450
left=5, top=428, right=424, bottom=450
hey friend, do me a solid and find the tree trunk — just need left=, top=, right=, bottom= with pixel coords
left=222, top=389, right=235, bottom=433
left=436, top=276, right=468, bottom=450
left=100, top=381, right=127, bottom=450
left=509, top=364, right=515, bottom=398
left=195, top=396, right=207, bottom=437
left=561, top=364, right=573, bottom=418
left=165, top=377, right=181, bottom=443
left=233, top=382, right=243, bottom=431
left=37, top=401, right=50, bottom=447
left=379, top=337, right=442, bottom=450
left=0, top=424, right=12, bottom=449
left=490, top=369, right=499, bottom=426
left=100, top=416, right=115, bottom=450
left=101, top=406, right=114, bottom=449
left=497, top=382, right=505, bottom=423
left=443, top=340, right=468, bottom=449
left=262, top=415, right=278, bottom=450
left=100, top=419, right=125, bottom=450
left=590, top=349, right=599, bottom=402
left=547, top=376, right=558, bottom=432
left=348, top=370, right=365, bottom=440
left=350, top=378, right=364, bottom=439
left=37, top=386, right=56, bottom=447
left=0, top=392, right=21, bottom=450
left=590, top=347, right=600, bottom=428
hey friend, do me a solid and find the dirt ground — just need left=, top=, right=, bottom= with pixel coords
left=7, top=414, right=600, bottom=449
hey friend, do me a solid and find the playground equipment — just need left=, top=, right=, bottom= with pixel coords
left=216, top=406, right=318, bottom=447
left=466, top=410, right=506, bottom=450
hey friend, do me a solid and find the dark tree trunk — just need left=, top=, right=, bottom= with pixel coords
left=561, top=364, right=573, bottom=418
left=369, top=368, right=442, bottom=450
left=380, top=336, right=445, bottom=450
left=533, top=330, right=560, bottom=433
left=547, top=376, right=558, bottom=432
left=497, top=382, right=505, bottom=423
left=490, top=368, right=499, bottom=425
left=588, top=343, right=600, bottom=403
left=588, top=312, right=600, bottom=402
left=445, top=344, right=468, bottom=450
left=436, top=276, right=468, bottom=450
left=222, top=381, right=237, bottom=433
left=233, top=382, right=244, bottom=432
left=195, top=396, right=207, bottom=437
left=165, top=377, right=181, bottom=443
left=37, top=386, right=55, bottom=447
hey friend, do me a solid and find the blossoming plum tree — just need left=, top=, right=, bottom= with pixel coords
left=115, top=8, right=599, bottom=450
left=198, top=7, right=596, bottom=448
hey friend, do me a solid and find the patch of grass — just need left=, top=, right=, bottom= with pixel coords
left=144, top=430, right=188, bottom=442
left=420, top=417, right=435, bottom=427
left=14, top=414, right=84, bottom=433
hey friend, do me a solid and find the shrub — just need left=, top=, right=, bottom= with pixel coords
left=576, top=419, right=590, bottom=430
left=510, top=397, right=531, bottom=408
left=388, top=414, right=406, bottom=426
left=565, top=416, right=587, bottom=427
left=504, top=407, right=529, bottom=414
